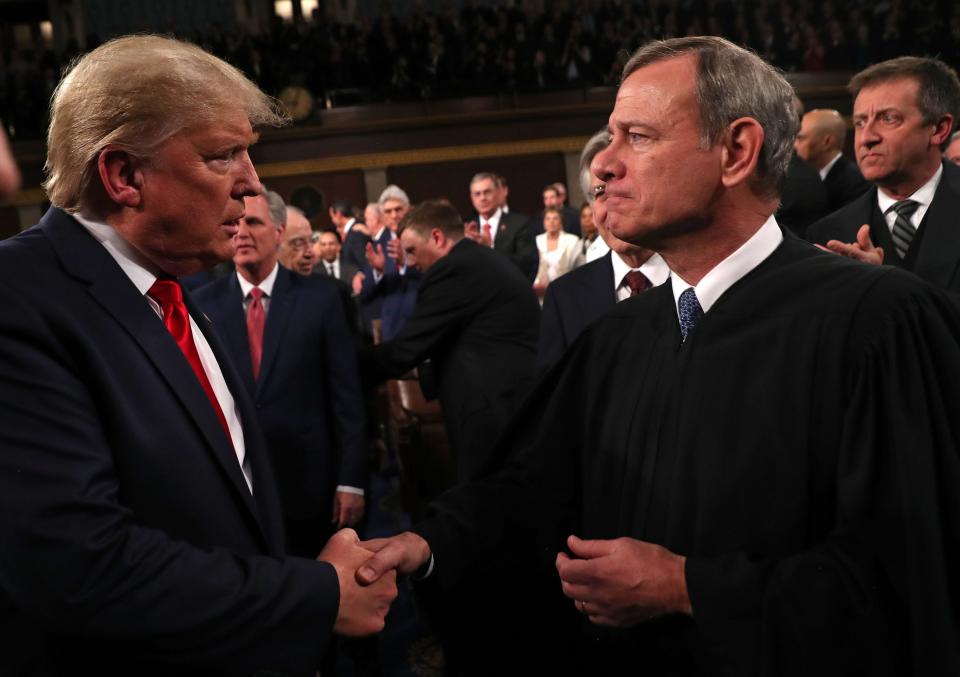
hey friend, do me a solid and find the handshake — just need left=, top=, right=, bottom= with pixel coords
left=318, top=529, right=431, bottom=636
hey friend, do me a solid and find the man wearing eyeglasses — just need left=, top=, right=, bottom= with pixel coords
left=196, top=188, right=368, bottom=559
left=279, top=205, right=316, bottom=276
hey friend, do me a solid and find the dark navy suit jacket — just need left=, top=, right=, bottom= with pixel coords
left=195, top=265, right=367, bottom=523
left=0, top=208, right=338, bottom=676
left=538, top=251, right=616, bottom=370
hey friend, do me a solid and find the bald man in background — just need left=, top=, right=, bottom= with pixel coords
left=795, top=108, right=870, bottom=212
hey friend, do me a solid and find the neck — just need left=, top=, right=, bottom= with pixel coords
left=614, top=248, right=652, bottom=269
left=656, top=198, right=773, bottom=286
left=238, top=259, right=275, bottom=286
left=878, top=158, right=940, bottom=200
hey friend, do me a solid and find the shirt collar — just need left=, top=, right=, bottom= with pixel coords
left=670, top=214, right=783, bottom=315
left=819, top=152, right=843, bottom=181
left=73, top=211, right=163, bottom=297
left=343, top=217, right=357, bottom=236
left=480, top=208, right=502, bottom=226
left=876, top=162, right=943, bottom=214
left=237, top=262, right=279, bottom=298
left=610, top=250, right=671, bottom=290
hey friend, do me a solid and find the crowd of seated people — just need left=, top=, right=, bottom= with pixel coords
left=4, top=0, right=960, bottom=140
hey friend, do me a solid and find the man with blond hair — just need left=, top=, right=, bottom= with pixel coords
left=0, top=35, right=394, bottom=676
left=360, top=37, right=960, bottom=675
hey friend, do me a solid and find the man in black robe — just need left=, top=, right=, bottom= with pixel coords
left=358, top=36, right=960, bottom=676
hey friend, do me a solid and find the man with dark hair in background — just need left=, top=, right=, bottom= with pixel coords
left=809, top=56, right=960, bottom=293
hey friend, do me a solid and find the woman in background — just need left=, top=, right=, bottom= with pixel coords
left=533, top=206, right=583, bottom=301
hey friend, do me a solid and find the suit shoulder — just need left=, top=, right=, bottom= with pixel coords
left=193, top=274, right=234, bottom=302
left=548, top=254, right=609, bottom=295
left=807, top=190, right=875, bottom=244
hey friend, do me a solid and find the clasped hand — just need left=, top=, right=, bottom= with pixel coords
left=556, top=535, right=691, bottom=627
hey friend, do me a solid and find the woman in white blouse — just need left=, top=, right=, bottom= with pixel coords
left=533, top=206, right=584, bottom=301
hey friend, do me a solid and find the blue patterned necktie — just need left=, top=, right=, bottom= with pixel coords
left=678, top=288, right=704, bottom=342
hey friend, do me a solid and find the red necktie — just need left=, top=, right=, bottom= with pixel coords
left=246, top=287, right=266, bottom=380
left=624, top=270, right=650, bottom=296
left=148, top=278, right=234, bottom=446
left=482, top=221, right=493, bottom=246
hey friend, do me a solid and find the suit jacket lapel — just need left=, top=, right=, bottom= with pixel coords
left=257, top=266, right=294, bottom=395
left=594, top=252, right=618, bottom=306
left=41, top=210, right=264, bottom=530
left=912, top=162, right=960, bottom=287
left=214, top=275, right=257, bottom=397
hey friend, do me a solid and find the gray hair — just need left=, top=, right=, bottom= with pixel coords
left=579, top=129, right=610, bottom=203
left=469, top=172, right=500, bottom=187
left=263, top=188, right=286, bottom=227
left=378, top=184, right=410, bottom=206
left=622, top=36, right=797, bottom=199
left=44, top=34, right=287, bottom=212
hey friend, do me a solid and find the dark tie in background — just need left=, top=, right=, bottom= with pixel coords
left=247, top=287, right=265, bottom=380
left=678, top=287, right=704, bottom=342
left=888, top=199, right=919, bottom=259
left=624, top=270, right=650, bottom=296
left=326, top=262, right=335, bottom=277
left=148, top=278, right=234, bottom=445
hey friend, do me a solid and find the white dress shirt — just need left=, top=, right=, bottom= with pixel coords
left=877, top=163, right=942, bottom=237
left=819, top=152, right=843, bottom=181
left=611, top=251, right=671, bottom=302
left=342, top=217, right=357, bottom=237
left=670, top=214, right=783, bottom=320
left=584, top=236, right=610, bottom=262
left=479, top=208, right=503, bottom=247
left=75, top=212, right=252, bottom=492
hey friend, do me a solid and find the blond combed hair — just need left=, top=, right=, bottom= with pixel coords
left=44, top=34, right=288, bottom=212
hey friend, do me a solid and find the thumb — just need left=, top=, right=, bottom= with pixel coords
left=357, top=549, right=396, bottom=585
left=567, top=534, right=614, bottom=559
left=331, top=527, right=359, bottom=545
left=856, top=224, right=874, bottom=249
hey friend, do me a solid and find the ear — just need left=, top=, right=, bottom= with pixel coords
left=431, top=228, right=446, bottom=247
left=97, top=147, right=144, bottom=208
left=720, top=117, right=765, bottom=190
left=930, top=114, right=953, bottom=148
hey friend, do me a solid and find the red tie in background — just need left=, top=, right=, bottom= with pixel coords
left=482, top=221, right=493, bottom=246
left=624, top=270, right=650, bottom=296
left=246, top=287, right=265, bottom=380
left=147, top=278, right=234, bottom=446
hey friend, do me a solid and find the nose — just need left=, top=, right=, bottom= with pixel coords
left=857, top=119, right=881, bottom=147
left=233, top=150, right=262, bottom=199
left=592, top=141, right=622, bottom=185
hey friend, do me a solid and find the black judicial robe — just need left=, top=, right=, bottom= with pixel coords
left=415, top=234, right=960, bottom=676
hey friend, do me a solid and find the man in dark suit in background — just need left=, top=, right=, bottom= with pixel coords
left=196, top=188, right=368, bottom=557
left=330, top=199, right=367, bottom=274
left=362, top=201, right=539, bottom=480
left=539, top=131, right=670, bottom=370
left=315, top=228, right=359, bottom=283
left=466, top=171, right=538, bottom=280
left=808, top=56, right=960, bottom=293
left=0, top=35, right=393, bottom=677
left=361, top=201, right=545, bottom=675
left=359, top=185, right=420, bottom=341
left=795, top=108, right=870, bottom=212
